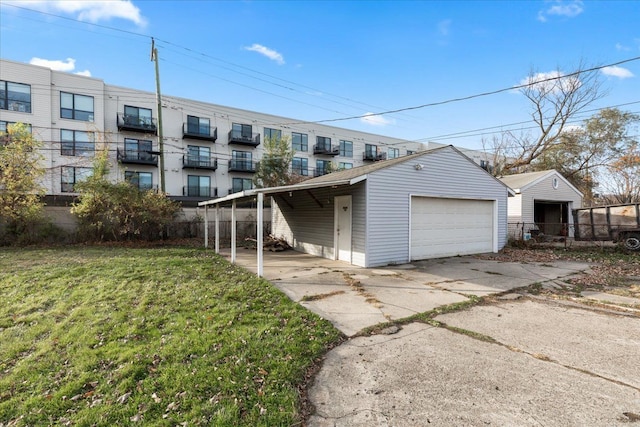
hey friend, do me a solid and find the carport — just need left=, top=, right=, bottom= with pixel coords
left=200, top=146, right=511, bottom=275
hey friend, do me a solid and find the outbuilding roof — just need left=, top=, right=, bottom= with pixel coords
left=499, top=169, right=583, bottom=196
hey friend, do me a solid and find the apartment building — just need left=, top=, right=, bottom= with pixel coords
left=1, top=59, right=491, bottom=206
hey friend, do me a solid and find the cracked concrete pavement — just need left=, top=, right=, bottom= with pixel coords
left=218, top=248, right=640, bottom=426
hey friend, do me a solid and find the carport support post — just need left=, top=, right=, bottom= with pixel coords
left=257, top=193, right=263, bottom=277
left=231, top=200, right=236, bottom=263
left=203, top=205, right=208, bottom=249
left=215, top=205, right=220, bottom=253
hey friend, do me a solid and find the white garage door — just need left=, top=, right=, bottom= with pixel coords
left=411, top=197, right=494, bottom=260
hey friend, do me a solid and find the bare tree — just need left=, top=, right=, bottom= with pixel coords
left=489, top=61, right=606, bottom=174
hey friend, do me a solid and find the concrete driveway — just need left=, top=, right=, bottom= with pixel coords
left=220, top=248, right=640, bottom=426
left=224, top=248, right=590, bottom=336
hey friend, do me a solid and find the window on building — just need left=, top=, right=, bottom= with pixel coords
left=187, top=115, right=210, bottom=135
left=61, top=92, right=94, bottom=121
left=232, top=123, right=252, bottom=138
left=61, top=129, right=94, bottom=156
left=124, top=105, right=153, bottom=126
left=338, top=162, right=353, bottom=170
left=292, top=157, right=308, bottom=176
left=187, top=175, right=211, bottom=197
left=339, top=140, right=353, bottom=157
left=0, top=80, right=31, bottom=113
left=188, top=145, right=210, bottom=161
left=365, top=144, right=378, bottom=157
left=61, top=166, right=92, bottom=192
left=125, top=171, right=153, bottom=191
left=231, top=150, right=253, bottom=170
left=292, top=132, right=308, bottom=152
left=0, top=121, right=32, bottom=137
left=315, top=160, right=332, bottom=176
left=125, top=138, right=154, bottom=161
left=232, top=177, right=252, bottom=193
left=316, top=136, right=331, bottom=151
left=406, top=150, right=416, bottom=155
left=263, top=127, right=282, bottom=141
left=388, top=148, right=400, bottom=159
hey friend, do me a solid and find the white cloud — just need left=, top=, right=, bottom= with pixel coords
left=29, top=57, right=92, bottom=76
left=538, top=0, right=584, bottom=22
left=518, top=71, right=581, bottom=94
left=601, top=66, right=634, bottom=79
left=30, top=57, right=76, bottom=72
left=244, top=44, right=285, bottom=65
left=6, top=0, right=146, bottom=26
left=360, top=113, right=395, bottom=127
left=615, top=43, right=630, bottom=52
left=437, top=19, right=452, bottom=36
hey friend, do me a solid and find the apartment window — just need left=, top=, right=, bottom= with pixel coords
left=316, top=136, right=331, bottom=150
left=187, top=115, right=210, bottom=135
left=0, top=80, right=31, bottom=113
left=232, top=123, right=252, bottom=138
left=365, top=144, right=377, bottom=157
left=263, top=127, right=282, bottom=141
left=338, top=162, right=353, bottom=170
left=292, top=157, right=308, bottom=176
left=232, top=177, right=252, bottom=193
left=0, top=121, right=32, bottom=134
left=188, top=145, right=210, bottom=162
left=61, top=166, right=92, bottom=193
left=292, top=132, right=308, bottom=152
left=125, top=171, right=153, bottom=191
left=231, top=150, right=253, bottom=170
left=125, top=138, right=153, bottom=161
left=406, top=150, right=416, bottom=155
left=187, top=175, right=211, bottom=197
left=339, top=140, right=353, bottom=157
left=61, top=129, right=94, bottom=156
left=388, top=148, right=400, bottom=159
left=61, top=92, right=94, bottom=121
left=315, top=160, right=332, bottom=176
left=124, top=105, right=153, bottom=126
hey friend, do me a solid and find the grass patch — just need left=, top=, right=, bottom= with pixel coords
left=0, top=246, right=343, bottom=426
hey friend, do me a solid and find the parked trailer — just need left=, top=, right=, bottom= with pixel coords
left=573, top=203, right=640, bottom=251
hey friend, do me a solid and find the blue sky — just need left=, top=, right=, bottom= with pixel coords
left=1, top=0, right=639, bottom=150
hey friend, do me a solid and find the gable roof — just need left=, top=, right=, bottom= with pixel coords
left=200, top=145, right=512, bottom=206
left=499, top=170, right=583, bottom=196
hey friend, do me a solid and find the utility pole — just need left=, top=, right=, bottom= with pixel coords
left=151, top=38, right=166, bottom=193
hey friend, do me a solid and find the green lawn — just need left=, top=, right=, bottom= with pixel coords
left=0, top=246, right=343, bottom=426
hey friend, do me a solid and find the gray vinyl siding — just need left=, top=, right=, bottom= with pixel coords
left=520, top=174, right=583, bottom=225
left=271, top=183, right=366, bottom=265
left=366, top=148, right=508, bottom=267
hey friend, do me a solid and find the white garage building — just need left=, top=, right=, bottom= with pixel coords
left=201, top=145, right=510, bottom=270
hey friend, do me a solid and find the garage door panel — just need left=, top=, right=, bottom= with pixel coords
left=411, top=197, right=493, bottom=260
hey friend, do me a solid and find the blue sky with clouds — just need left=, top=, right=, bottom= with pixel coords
left=1, top=0, right=638, bottom=149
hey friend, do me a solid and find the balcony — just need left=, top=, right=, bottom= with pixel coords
left=228, top=129, right=260, bottom=147
left=183, top=186, right=218, bottom=198
left=182, top=155, right=218, bottom=170
left=314, top=168, right=331, bottom=177
left=183, top=123, right=217, bottom=142
left=117, top=149, right=158, bottom=166
left=117, top=113, right=157, bottom=134
left=313, top=143, right=340, bottom=156
left=228, top=159, right=257, bottom=173
left=363, top=151, right=387, bottom=162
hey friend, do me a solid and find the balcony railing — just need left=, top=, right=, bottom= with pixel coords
left=183, top=186, right=218, bottom=198
left=228, top=159, right=257, bottom=173
left=183, top=123, right=217, bottom=142
left=228, top=130, right=260, bottom=147
left=363, top=151, right=387, bottom=162
left=314, top=168, right=331, bottom=177
left=182, top=155, right=218, bottom=170
left=117, top=113, right=157, bottom=134
left=313, top=143, right=340, bottom=156
left=117, top=149, right=158, bottom=166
